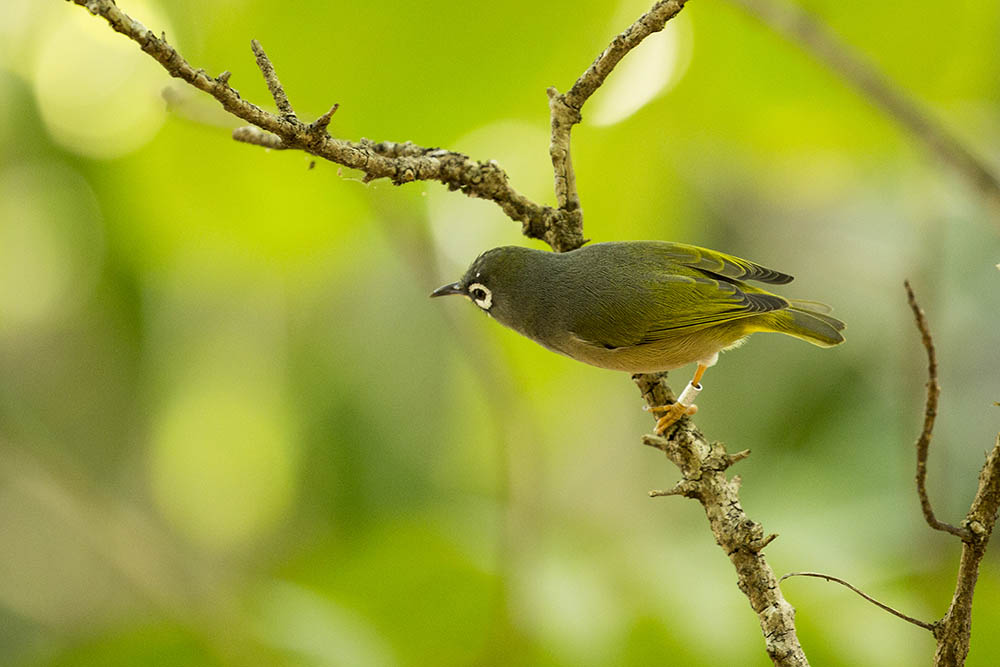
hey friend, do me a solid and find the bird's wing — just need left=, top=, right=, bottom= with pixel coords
left=659, top=243, right=794, bottom=285
left=634, top=275, right=788, bottom=342
left=569, top=273, right=789, bottom=350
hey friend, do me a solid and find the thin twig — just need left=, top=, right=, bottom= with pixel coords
left=751, top=533, right=779, bottom=552
left=250, top=39, right=296, bottom=120
left=730, top=0, right=1000, bottom=213
left=649, top=479, right=699, bottom=498
left=310, top=103, right=339, bottom=135
left=904, top=280, right=970, bottom=540
left=724, top=448, right=752, bottom=468
left=232, top=126, right=286, bottom=149
left=563, top=0, right=688, bottom=110
left=546, top=0, right=690, bottom=248
left=780, top=571, right=936, bottom=632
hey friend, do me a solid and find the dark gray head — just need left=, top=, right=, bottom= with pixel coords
left=430, top=246, right=549, bottom=327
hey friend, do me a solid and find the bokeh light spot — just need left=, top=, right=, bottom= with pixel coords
left=150, top=381, right=298, bottom=550
left=589, top=2, right=692, bottom=127
left=0, top=161, right=104, bottom=333
left=33, top=0, right=171, bottom=159
left=253, top=581, right=397, bottom=666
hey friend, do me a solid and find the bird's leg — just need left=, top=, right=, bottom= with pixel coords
left=650, top=363, right=708, bottom=434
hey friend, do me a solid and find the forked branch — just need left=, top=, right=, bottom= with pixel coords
left=778, top=286, right=1000, bottom=666
left=547, top=0, right=689, bottom=231
left=904, top=280, right=970, bottom=540
left=69, top=0, right=583, bottom=250
left=907, top=278, right=1000, bottom=665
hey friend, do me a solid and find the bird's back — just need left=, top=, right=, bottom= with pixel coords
left=482, top=241, right=843, bottom=373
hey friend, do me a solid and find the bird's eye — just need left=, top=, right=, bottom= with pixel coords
left=467, top=282, right=492, bottom=310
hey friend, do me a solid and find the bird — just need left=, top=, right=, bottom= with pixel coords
left=431, top=241, right=844, bottom=434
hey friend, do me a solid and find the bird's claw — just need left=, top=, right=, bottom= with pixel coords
left=652, top=402, right=697, bottom=434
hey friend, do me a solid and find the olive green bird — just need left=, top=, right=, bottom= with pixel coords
left=431, top=241, right=845, bottom=433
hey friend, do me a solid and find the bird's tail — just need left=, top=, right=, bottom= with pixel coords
left=757, top=301, right=846, bottom=347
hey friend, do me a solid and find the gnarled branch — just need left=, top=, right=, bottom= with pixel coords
left=635, top=374, right=808, bottom=666
left=934, top=434, right=1000, bottom=665
left=69, top=0, right=585, bottom=251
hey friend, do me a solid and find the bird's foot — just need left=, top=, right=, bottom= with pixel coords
left=650, top=402, right=698, bottom=435
left=648, top=381, right=702, bottom=434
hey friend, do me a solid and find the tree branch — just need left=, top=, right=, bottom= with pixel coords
left=567, top=11, right=812, bottom=662
left=932, top=435, right=1000, bottom=666
left=250, top=38, right=295, bottom=121
left=543, top=18, right=809, bottom=661
left=635, top=374, right=809, bottom=666
left=546, top=0, right=690, bottom=241
left=904, top=280, right=970, bottom=540
left=729, top=0, right=1000, bottom=214
left=778, top=286, right=1000, bottom=664
left=903, top=283, right=1000, bottom=665
left=232, top=125, right=286, bottom=150
left=68, top=0, right=585, bottom=251
left=780, top=571, right=935, bottom=632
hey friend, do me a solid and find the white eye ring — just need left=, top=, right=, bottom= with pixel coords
left=467, top=282, right=492, bottom=310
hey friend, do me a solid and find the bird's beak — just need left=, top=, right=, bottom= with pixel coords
left=430, top=281, right=464, bottom=298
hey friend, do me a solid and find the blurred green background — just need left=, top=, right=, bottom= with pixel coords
left=1, top=0, right=999, bottom=664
